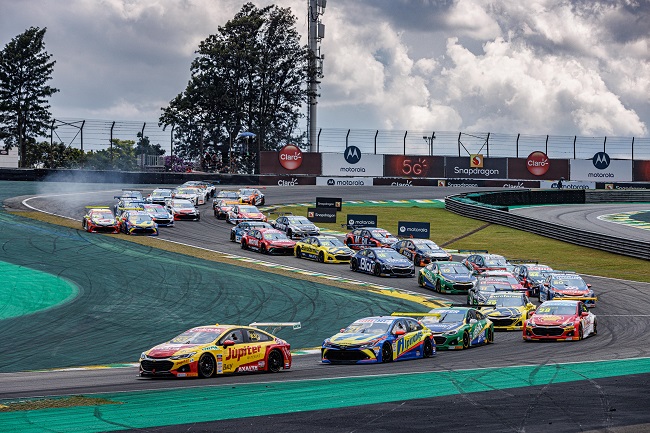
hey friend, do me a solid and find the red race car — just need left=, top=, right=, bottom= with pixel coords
left=241, top=228, right=296, bottom=255
left=344, top=227, right=398, bottom=250
left=226, top=204, right=267, bottom=224
left=523, top=299, right=597, bottom=341
left=82, top=207, right=120, bottom=233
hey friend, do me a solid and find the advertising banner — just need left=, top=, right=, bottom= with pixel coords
left=599, top=182, right=650, bottom=190
left=315, top=197, right=342, bottom=211
left=397, top=221, right=430, bottom=239
left=540, top=180, right=596, bottom=189
left=445, top=157, right=508, bottom=179
left=383, top=155, right=445, bottom=177
left=633, top=160, right=650, bottom=181
left=316, top=177, right=372, bottom=186
left=259, top=151, right=321, bottom=175
left=307, top=207, right=337, bottom=223
left=259, top=175, right=316, bottom=186
left=347, top=214, right=378, bottom=229
left=570, top=153, right=632, bottom=181
left=507, top=155, right=569, bottom=180
left=372, top=177, right=439, bottom=186
left=483, top=180, right=541, bottom=188
left=321, top=148, right=384, bottom=176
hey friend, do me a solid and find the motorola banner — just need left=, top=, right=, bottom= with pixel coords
left=540, top=180, right=596, bottom=189
left=316, top=177, right=372, bottom=186
left=315, top=197, right=342, bottom=211
left=347, top=214, right=378, bottom=229
left=570, top=154, right=632, bottom=181
left=307, top=207, right=337, bottom=223
left=321, top=148, right=384, bottom=176
left=398, top=221, right=430, bottom=239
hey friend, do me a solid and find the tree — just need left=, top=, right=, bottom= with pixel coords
left=84, top=139, right=137, bottom=171
left=24, top=140, right=84, bottom=168
left=0, top=27, right=59, bottom=167
left=135, top=132, right=165, bottom=156
left=160, top=3, right=308, bottom=173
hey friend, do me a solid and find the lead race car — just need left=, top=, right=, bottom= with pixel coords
left=82, top=206, right=120, bottom=233
left=140, top=322, right=300, bottom=378
left=522, top=299, right=596, bottom=341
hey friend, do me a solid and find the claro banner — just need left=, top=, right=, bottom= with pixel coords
left=507, top=155, right=569, bottom=180
left=445, top=157, right=508, bottom=179
left=259, top=151, right=322, bottom=175
left=384, top=155, right=444, bottom=177
left=633, top=160, right=650, bottom=181
left=321, top=147, right=384, bottom=177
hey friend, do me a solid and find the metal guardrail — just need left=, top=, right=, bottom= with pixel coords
left=445, top=190, right=650, bottom=261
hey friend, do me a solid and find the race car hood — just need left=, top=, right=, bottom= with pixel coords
left=292, top=223, right=317, bottom=230
left=92, top=217, right=116, bottom=225
left=424, top=322, right=462, bottom=333
left=149, top=212, right=170, bottom=218
left=147, top=343, right=201, bottom=358
left=241, top=212, right=264, bottom=219
left=440, top=273, right=473, bottom=282
left=268, top=240, right=296, bottom=247
left=382, top=256, right=412, bottom=266
left=555, top=287, right=588, bottom=296
left=529, top=314, right=575, bottom=326
left=328, top=332, right=384, bottom=346
left=486, top=307, right=523, bottom=318
left=423, top=249, right=449, bottom=258
left=327, top=247, right=354, bottom=255
left=175, top=208, right=196, bottom=213
left=132, top=221, right=155, bottom=228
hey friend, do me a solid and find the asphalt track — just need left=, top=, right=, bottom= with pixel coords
left=2, top=182, right=650, bottom=432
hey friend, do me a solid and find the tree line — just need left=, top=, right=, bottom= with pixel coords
left=0, top=3, right=310, bottom=171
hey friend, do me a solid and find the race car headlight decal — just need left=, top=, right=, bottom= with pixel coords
left=360, top=339, right=381, bottom=349
left=442, top=329, right=459, bottom=336
left=140, top=352, right=147, bottom=360
left=322, top=339, right=331, bottom=348
left=170, top=351, right=197, bottom=360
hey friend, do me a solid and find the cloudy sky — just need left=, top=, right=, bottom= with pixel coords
left=1, top=0, right=648, bottom=146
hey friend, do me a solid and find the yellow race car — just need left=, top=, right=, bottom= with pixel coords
left=479, top=291, right=536, bottom=331
left=139, top=322, right=299, bottom=378
left=294, top=235, right=355, bottom=263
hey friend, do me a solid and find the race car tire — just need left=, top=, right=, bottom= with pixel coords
left=198, top=353, right=216, bottom=378
left=196, top=214, right=201, bottom=221
left=260, top=197, right=265, bottom=206
left=287, top=229, right=293, bottom=239
left=351, top=260, right=359, bottom=272
left=462, top=331, right=470, bottom=349
left=381, top=343, right=393, bottom=363
left=423, top=338, right=434, bottom=358
left=267, top=350, right=283, bottom=373
left=295, top=247, right=302, bottom=258
left=578, top=324, right=584, bottom=340
left=318, top=252, right=325, bottom=263
left=214, top=210, right=217, bottom=217
left=435, top=280, right=442, bottom=293
left=260, top=245, right=267, bottom=254
left=593, top=319, right=598, bottom=335
left=487, top=327, right=494, bottom=344
left=241, top=240, right=248, bottom=250
left=414, top=254, right=422, bottom=266
left=373, top=264, right=382, bottom=277
left=230, top=232, right=236, bottom=242
left=418, top=274, right=424, bottom=288
left=346, top=239, right=353, bottom=248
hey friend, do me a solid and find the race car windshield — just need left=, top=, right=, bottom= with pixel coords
left=176, top=202, right=195, bottom=209
left=424, top=310, right=465, bottom=324
left=218, top=192, right=239, bottom=199
left=169, top=331, right=219, bottom=345
left=263, top=232, right=288, bottom=240
left=552, top=277, right=588, bottom=289
left=176, top=188, right=194, bottom=194
left=129, top=215, right=152, bottom=224
left=485, top=258, right=508, bottom=266
left=144, top=205, right=165, bottom=212
left=536, top=305, right=577, bottom=316
left=370, top=230, right=393, bottom=239
left=287, top=217, right=310, bottom=224
left=239, top=206, right=258, bottom=213
left=92, top=211, right=113, bottom=219
left=344, top=320, right=391, bottom=334
left=487, top=296, right=524, bottom=307
left=413, top=240, right=439, bottom=250
left=152, top=191, right=170, bottom=198
left=240, top=189, right=256, bottom=196
left=477, top=282, right=512, bottom=292
left=320, top=238, right=345, bottom=247
left=375, top=249, right=405, bottom=260
left=440, top=264, right=469, bottom=274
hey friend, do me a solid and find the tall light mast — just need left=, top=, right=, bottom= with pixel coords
left=308, top=0, right=326, bottom=152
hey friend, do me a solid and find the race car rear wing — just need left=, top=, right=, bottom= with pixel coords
left=249, top=322, right=301, bottom=334
left=391, top=312, right=441, bottom=318
left=556, top=296, right=598, bottom=302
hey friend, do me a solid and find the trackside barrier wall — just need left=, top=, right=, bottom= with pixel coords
left=445, top=190, right=650, bottom=261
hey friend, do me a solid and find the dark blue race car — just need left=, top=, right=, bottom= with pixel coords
left=350, top=247, right=415, bottom=277
left=230, top=221, right=273, bottom=242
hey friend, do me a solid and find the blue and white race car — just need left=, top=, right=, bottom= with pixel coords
left=230, top=221, right=273, bottom=242
left=350, top=247, right=415, bottom=277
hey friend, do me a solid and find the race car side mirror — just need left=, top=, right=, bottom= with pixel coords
left=222, top=339, right=236, bottom=347
left=587, top=283, right=592, bottom=288
left=394, top=329, right=406, bottom=336
left=581, top=312, right=589, bottom=317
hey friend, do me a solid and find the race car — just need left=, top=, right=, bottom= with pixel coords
left=418, top=307, right=494, bottom=350
left=344, top=227, right=398, bottom=250
left=476, top=270, right=527, bottom=293
left=523, top=299, right=596, bottom=341
left=230, top=221, right=273, bottom=242
left=173, top=187, right=205, bottom=206
left=238, top=187, right=265, bottom=206
left=240, top=228, right=296, bottom=254
left=118, top=210, right=158, bottom=236
left=418, top=261, right=477, bottom=294
left=321, top=316, right=435, bottom=364
left=213, top=199, right=237, bottom=220
left=139, top=322, right=299, bottom=378
left=117, top=190, right=143, bottom=201
left=539, top=271, right=596, bottom=307
left=479, top=291, right=536, bottom=331
left=350, top=247, right=415, bottom=277
left=113, top=197, right=145, bottom=217
left=165, top=199, right=201, bottom=221
left=182, top=181, right=212, bottom=200
left=294, top=235, right=355, bottom=263
left=467, top=278, right=514, bottom=305
left=392, top=239, right=452, bottom=266
left=513, top=263, right=553, bottom=297
left=82, top=206, right=120, bottom=233
left=215, top=189, right=241, bottom=201
left=461, top=252, right=510, bottom=272
left=145, top=188, right=173, bottom=205
left=142, top=203, right=175, bottom=227
left=226, top=204, right=267, bottom=224
left=270, top=214, right=320, bottom=239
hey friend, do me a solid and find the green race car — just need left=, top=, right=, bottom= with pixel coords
left=419, top=307, right=494, bottom=350
left=418, top=261, right=477, bottom=294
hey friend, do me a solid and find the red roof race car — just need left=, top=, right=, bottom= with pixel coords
left=241, top=228, right=296, bottom=255
left=523, top=299, right=596, bottom=341
left=344, top=227, right=398, bottom=250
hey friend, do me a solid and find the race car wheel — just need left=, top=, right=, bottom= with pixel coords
left=418, top=274, right=424, bottom=287
left=241, top=240, right=248, bottom=250
left=578, top=324, right=584, bottom=340
left=462, top=331, right=470, bottom=349
left=593, top=319, right=598, bottom=335
left=487, top=327, right=494, bottom=344
left=435, top=280, right=442, bottom=293
left=423, top=338, right=434, bottom=358
left=373, top=264, right=382, bottom=277
left=198, top=353, right=216, bottom=378
left=351, top=260, right=359, bottom=272
left=260, top=244, right=267, bottom=254
left=287, top=229, right=293, bottom=239
left=267, top=350, right=283, bottom=373
left=82, top=220, right=86, bottom=230
left=346, top=239, right=353, bottom=248
left=381, top=343, right=393, bottom=363
left=414, top=254, right=422, bottom=266
left=260, top=197, right=265, bottom=206
left=295, top=247, right=302, bottom=258
left=318, top=252, right=325, bottom=263
left=230, top=232, right=235, bottom=242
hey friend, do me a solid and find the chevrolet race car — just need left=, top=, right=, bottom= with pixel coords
left=238, top=187, right=265, bottom=206
left=476, top=270, right=527, bottom=293
left=294, top=235, right=354, bottom=263
left=540, top=272, right=596, bottom=307
left=139, top=322, right=299, bottom=378
left=418, top=261, right=477, bottom=294
left=392, top=239, right=452, bottom=266
left=173, top=187, right=205, bottom=206
left=513, top=263, right=553, bottom=297
left=418, top=307, right=494, bottom=350
left=142, top=203, right=174, bottom=227
left=345, top=227, right=398, bottom=249
left=350, top=247, right=415, bottom=277
left=118, top=210, right=159, bottom=236
left=230, top=221, right=273, bottom=242
left=467, top=278, right=514, bottom=305
left=479, top=291, right=536, bottom=331
left=145, top=188, right=173, bottom=205
left=165, top=199, right=201, bottom=221
left=270, top=214, right=320, bottom=239
left=226, top=204, right=267, bottom=224
left=241, top=228, right=296, bottom=254
left=321, top=316, right=435, bottom=364
left=523, top=299, right=596, bottom=341
left=461, top=252, right=510, bottom=272
left=82, top=207, right=120, bottom=233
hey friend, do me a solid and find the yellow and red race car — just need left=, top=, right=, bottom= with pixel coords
left=82, top=206, right=120, bottom=233
left=139, top=322, right=300, bottom=378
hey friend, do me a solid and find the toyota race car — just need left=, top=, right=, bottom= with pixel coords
left=417, top=307, right=494, bottom=350
left=230, top=221, right=273, bottom=243
left=479, top=291, right=536, bottom=331
left=146, top=189, right=173, bottom=205
left=392, top=239, right=452, bottom=266
left=294, top=235, right=354, bottom=263
left=270, top=214, right=320, bottom=239
left=118, top=211, right=159, bottom=236
left=523, top=300, right=596, bottom=341
left=350, top=247, right=415, bottom=277
left=165, top=199, right=201, bottom=221
left=226, top=205, right=267, bottom=224
left=240, top=228, right=296, bottom=254
left=238, top=188, right=265, bottom=206
left=140, top=322, right=299, bottom=377
left=321, top=316, right=435, bottom=364
left=82, top=207, right=120, bottom=233
left=345, top=227, right=398, bottom=249
left=418, top=261, right=477, bottom=294
left=142, top=203, right=174, bottom=227
left=173, top=187, right=205, bottom=206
